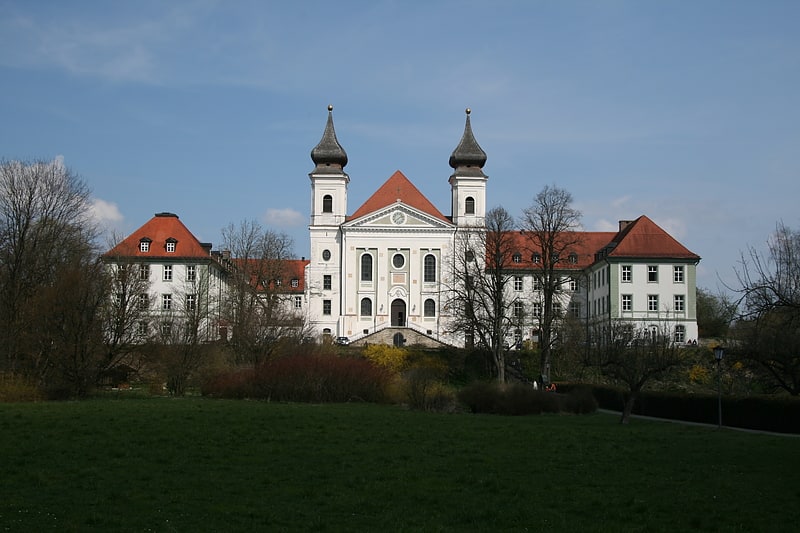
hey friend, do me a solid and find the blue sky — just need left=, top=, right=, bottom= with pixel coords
left=1, top=0, right=798, bottom=293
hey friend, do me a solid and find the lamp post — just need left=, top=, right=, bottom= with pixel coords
left=713, top=346, right=724, bottom=429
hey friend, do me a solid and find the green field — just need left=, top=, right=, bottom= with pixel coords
left=1, top=398, right=798, bottom=532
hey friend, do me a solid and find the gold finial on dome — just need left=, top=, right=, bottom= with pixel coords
left=328, top=104, right=333, bottom=112
left=466, top=108, right=471, bottom=115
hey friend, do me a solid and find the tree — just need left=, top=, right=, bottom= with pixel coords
left=0, top=158, right=97, bottom=392
left=733, top=222, right=800, bottom=395
left=446, top=206, right=518, bottom=382
left=589, top=320, right=685, bottom=424
left=221, top=220, right=308, bottom=366
left=520, top=185, right=582, bottom=384
left=696, top=288, right=737, bottom=338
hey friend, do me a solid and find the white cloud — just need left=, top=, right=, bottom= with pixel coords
left=90, top=198, right=124, bottom=225
left=263, top=208, right=304, bottom=228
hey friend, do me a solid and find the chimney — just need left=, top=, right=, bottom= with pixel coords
left=619, top=220, right=634, bottom=232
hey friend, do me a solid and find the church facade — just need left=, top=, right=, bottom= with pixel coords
left=304, top=107, right=700, bottom=347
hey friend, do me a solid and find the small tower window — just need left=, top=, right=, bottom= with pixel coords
left=465, top=196, right=475, bottom=215
left=322, top=194, right=333, bottom=213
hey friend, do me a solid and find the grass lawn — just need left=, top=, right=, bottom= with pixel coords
left=1, top=398, right=798, bottom=532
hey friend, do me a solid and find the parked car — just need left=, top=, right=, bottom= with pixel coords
left=334, top=336, right=350, bottom=345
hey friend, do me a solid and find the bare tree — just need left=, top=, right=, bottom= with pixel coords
left=446, top=206, right=518, bottom=382
left=589, top=320, right=685, bottom=424
left=520, top=185, right=582, bottom=384
left=0, top=158, right=96, bottom=389
left=221, top=220, right=307, bottom=366
left=147, top=265, right=219, bottom=396
left=733, top=222, right=800, bottom=395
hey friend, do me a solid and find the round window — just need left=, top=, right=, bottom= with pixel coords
left=392, top=253, right=405, bottom=269
left=322, top=249, right=331, bottom=261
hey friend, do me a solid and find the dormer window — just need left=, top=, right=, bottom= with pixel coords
left=512, top=253, right=522, bottom=263
left=139, top=238, right=152, bottom=253
left=166, top=238, right=177, bottom=253
left=532, top=252, right=541, bottom=264
left=568, top=252, right=578, bottom=264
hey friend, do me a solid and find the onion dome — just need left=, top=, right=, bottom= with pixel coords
left=310, top=105, right=348, bottom=170
left=449, top=108, right=487, bottom=176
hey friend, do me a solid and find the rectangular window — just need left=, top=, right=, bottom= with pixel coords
left=533, top=302, right=542, bottom=317
left=514, top=276, right=523, bottom=291
left=673, top=265, right=684, bottom=283
left=621, top=265, right=632, bottom=283
left=187, top=265, right=196, bottom=282
left=552, top=302, right=562, bottom=317
left=569, top=301, right=581, bottom=318
left=674, top=325, right=686, bottom=343
left=294, top=296, right=302, bottom=309
left=323, top=275, right=332, bottom=291
left=139, top=264, right=150, bottom=281
left=291, top=279, right=299, bottom=288
left=513, top=301, right=523, bottom=318
left=163, top=265, right=172, bottom=281
left=648, top=265, right=658, bottom=282
left=323, top=300, right=331, bottom=315
left=166, top=241, right=176, bottom=253
left=568, top=278, right=577, bottom=292
left=137, top=321, right=148, bottom=337
left=186, top=294, right=196, bottom=311
left=622, top=294, right=632, bottom=312
left=138, top=293, right=149, bottom=310
left=648, top=294, right=659, bottom=312
left=162, top=294, right=172, bottom=310
left=139, top=241, right=150, bottom=252
left=533, top=277, right=543, bottom=290
left=674, top=294, right=685, bottom=312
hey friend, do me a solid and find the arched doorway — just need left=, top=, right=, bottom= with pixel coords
left=391, top=299, right=406, bottom=327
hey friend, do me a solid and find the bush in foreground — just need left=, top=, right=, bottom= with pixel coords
left=458, top=382, right=597, bottom=415
left=202, top=354, right=392, bottom=403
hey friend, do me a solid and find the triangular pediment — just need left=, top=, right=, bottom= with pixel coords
left=343, top=202, right=454, bottom=231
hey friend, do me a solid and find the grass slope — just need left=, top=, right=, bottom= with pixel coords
left=1, top=399, right=798, bottom=531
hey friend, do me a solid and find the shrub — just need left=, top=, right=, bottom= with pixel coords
left=363, top=344, right=410, bottom=373
left=457, top=382, right=597, bottom=416
left=0, top=373, right=43, bottom=402
left=400, top=367, right=458, bottom=412
left=202, top=354, right=392, bottom=403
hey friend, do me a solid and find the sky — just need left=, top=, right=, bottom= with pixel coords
left=1, top=0, right=798, bottom=294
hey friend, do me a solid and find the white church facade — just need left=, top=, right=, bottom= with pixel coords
left=304, top=107, right=700, bottom=347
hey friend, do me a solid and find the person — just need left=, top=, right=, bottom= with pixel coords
left=546, top=383, right=557, bottom=392
left=533, top=380, right=538, bottom=391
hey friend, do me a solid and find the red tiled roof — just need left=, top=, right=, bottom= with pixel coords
left=502, top=231, right=617, bottom=271
left=232, top=258, right=309, bottom=293
left=103, top=213, right=213, bottom=260
left=348, top=170, right=450, bottom=223
left=607, top=216, right=700, bottom=260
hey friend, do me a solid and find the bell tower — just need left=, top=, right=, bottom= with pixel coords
left=449, top=108, right=487, bottom=227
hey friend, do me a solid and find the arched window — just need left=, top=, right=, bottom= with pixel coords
left=424, top=299, right=436, bottom=317
left=424, top=254, right=436, bottom=283
left=465, top=196, right=475, bottom=215
left=360, top=254, right=373, bottom=282
left=360, top=298, right=372, bottom=317
left=322, top=194, right=333, bottom=213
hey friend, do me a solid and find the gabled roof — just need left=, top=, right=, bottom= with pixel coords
left=348, top=170, right=451, bottom=223
left=103, top=212, right=213, bottom=260
left=606, top=215, right=700, bottom=260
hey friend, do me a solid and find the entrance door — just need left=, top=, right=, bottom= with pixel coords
left=391, top=299, right=406, bottom=327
